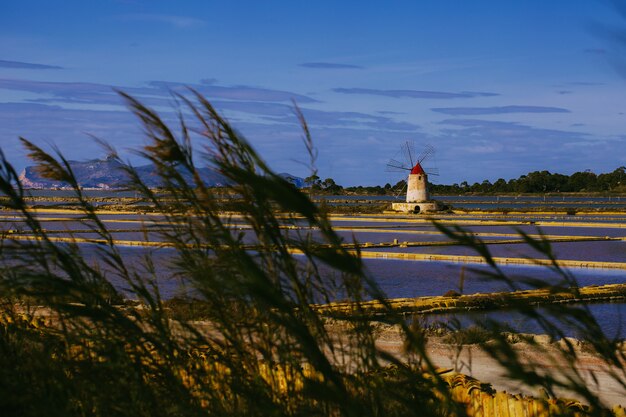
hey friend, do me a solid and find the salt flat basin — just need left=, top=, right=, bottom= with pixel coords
left=1, top=205, right=625, bottom=342
left=74, top=244, right=626, bottom=339
left=360, top=240, right=626, bottom=263
left=68, top=244, right=626, bottom=299
left=421, top=302, right=626, bottom=340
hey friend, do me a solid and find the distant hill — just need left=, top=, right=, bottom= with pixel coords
left=19, top=156, right=226, bottom=189
left=19, top=156, right=306, bottom=190
left=277, top=173, right=306, bottom=188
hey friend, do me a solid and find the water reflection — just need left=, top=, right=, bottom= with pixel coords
left=421, top=303, right=626, bottom=339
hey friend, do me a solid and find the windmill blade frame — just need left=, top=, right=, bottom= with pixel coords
left=386, top=158, right=412, bottom=172
left=386, top=141, right=439, bottom=194
left=400, top=140, right=416, bottom=168
left=416, top=144, right=435, bottom=164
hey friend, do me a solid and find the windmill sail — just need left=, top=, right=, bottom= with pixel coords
left=416, top=144, right=435, bottom=164
left=386, top=158, right=411, bottom=172
left=386, top=142, right=437, bottom=174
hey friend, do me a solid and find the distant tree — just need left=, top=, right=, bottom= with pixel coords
left=322, top=178, right=335, bottom=188
left=304, top=174, right=321, bottom=190
left=322, top=177, right=342, bottom=193
left=568, top=171, right=597, bottom=192
left=492, top=178, right=507, bottom=192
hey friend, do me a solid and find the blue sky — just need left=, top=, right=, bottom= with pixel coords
left=1, top=0, right=626, bottom=185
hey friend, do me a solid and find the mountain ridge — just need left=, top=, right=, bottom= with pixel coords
left=19, top=158, right=304, bottom=189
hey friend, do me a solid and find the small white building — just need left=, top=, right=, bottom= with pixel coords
left=391, top=162, right=441, bottom=213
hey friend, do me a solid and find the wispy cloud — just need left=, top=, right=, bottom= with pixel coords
left=377, top=110, right=406, bottom=115
left=0, top=79, right=114, bottom=96
left=116, top=13, right=205, bottom=28
left=437, top=118, right=586, bottom=143
left=0, top=59, right=62, bottom=70
left=299, top=62, right=363, bottom=69
left=0, top=78, right=318, bottom=104
left=427, top=118, right=611, bottom=181
left=333, top=87, right=498, bottom=99
left=563, top=81, right=604, bottom=86
left=0, top=78, right=330, bottom=155
left=295, top=108, right=419, bottom=131
left=203, top=100, right=419, bottom=131
left=147, top=81, right=318, bottom=103
left=431, top=105, right=570, bottom=115
left=0, top=77, right=417, bottom=132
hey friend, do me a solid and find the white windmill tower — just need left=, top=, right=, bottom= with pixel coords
left=386, top=142, right=442, bottom=213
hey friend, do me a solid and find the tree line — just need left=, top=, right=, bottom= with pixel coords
left=430, top=167, right=626, bottom=194
left=306, top=167, right=626, bottom=195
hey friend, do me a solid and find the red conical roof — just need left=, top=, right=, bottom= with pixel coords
left=410, top=163, right=425, bottom=175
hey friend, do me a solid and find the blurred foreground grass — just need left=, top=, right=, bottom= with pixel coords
left=0, top=91, right=625, bottom=416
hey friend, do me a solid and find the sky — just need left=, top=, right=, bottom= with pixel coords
left=1, top=0, right=626, bottom=186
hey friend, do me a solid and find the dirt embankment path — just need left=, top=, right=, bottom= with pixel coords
left=371, top=324, right=626, bottom=408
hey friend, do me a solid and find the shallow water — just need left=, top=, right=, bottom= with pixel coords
left=3, top=202, right=626, bottom=338
left=361, top=240, right=626, bottom=263
left=362, top=259, right=626, bottom=298
left=422, top=302, right=626, bottom=339
left=3, top=236, right=615, bottom=339
left=81, top=244, right=625, bottom=300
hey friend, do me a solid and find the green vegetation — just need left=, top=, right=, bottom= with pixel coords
left=443, top=325, right=494, bottom=346
left=309, top=168, right=626, bottom=196
left=0, top=91, right=625, bottom=416
left=340, top=181, right=405, bottom=196
left=432, top=168, right=626, bottom=194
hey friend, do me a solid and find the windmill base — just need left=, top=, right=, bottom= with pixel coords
left=391, top=201, right=441, bottom=214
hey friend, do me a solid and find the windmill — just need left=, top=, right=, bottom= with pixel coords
left=386, top=141, right=438, bottom=203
